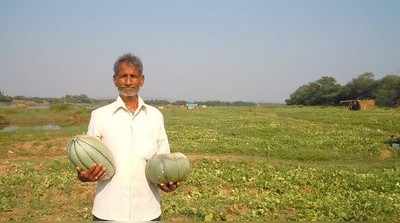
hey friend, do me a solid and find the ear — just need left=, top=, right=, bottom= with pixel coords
left=139, top=74, right=145, bottom=87
left=113, top=75, right=118, bottom=86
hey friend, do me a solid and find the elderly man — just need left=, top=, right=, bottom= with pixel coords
left=76, top=53, right=177, bottom=221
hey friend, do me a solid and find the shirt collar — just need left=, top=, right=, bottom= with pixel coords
left=112, top=95, right=147, bottom=114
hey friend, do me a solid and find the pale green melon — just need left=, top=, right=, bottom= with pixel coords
left=67, top=135, right=115, bottom=180
left=145, top=152, right=191, bottom=184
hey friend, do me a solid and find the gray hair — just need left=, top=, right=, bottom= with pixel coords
left=113, top=53, right=143, bottom=76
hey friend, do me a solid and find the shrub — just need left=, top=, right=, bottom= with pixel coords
left=0, top=115, right=10, bottom=129
left=50, top=103, right=72, bottom=112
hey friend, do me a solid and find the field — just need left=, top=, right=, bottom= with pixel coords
left=0, top=104, right=399, bottom=222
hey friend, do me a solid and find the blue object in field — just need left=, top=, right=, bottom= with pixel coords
left=392, top=143, right=400, bottom=150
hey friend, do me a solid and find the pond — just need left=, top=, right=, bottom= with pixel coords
left=0, top=124, right=62, bottom=133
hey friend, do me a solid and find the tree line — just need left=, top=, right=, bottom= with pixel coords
left=143, top=99, right=256, bottom=107
left=285, top=73, right=400, bottom=107
left=0, top=92, right=257, bottom=107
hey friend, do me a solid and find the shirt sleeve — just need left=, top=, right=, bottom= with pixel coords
left=157, top=114, right=170, bottom=155
left=87, top=111, right=102, bottom=139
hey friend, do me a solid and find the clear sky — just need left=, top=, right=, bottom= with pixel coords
left=1, top=0, right=399, bottom=102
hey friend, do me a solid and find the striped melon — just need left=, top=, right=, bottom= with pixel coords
left=145, top=152, right=191, bottom=184
left=67, top=135, right=115, bottom=180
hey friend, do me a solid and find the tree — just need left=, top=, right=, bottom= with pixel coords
left=145, top=99, right=170, bottom=106
left=374, top=75, right=400, bottom=107
left=172, top=100, right=187, bottom=106
left=63, top=94, right=92, bottom=103
left=285, top=76, right=343, bottom=105
left=344, top=72, right=377, bottom=99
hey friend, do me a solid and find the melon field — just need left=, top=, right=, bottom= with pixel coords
left=0, top=105, right=399, bottom=222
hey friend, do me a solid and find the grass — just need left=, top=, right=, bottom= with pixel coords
left=0, top=105, right=399, bottom=222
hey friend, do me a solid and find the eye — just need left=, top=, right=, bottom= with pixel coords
left=131, top=74, right=141, bottom=79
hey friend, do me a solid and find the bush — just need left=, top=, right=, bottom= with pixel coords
left=50, top=103, right=72, bottom=112
left=0, top=115, right=10, bottom=129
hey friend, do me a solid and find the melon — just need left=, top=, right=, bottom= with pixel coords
left=146, top=152, right=191, bottom=184
left=67, top=135, right=115, bottom=180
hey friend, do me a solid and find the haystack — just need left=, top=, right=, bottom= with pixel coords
left=340, top=99, right=375, bottom=110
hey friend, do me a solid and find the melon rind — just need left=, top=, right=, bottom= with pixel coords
left=67, top=135, right=115, bottom=180
left=145, top=152, right=191, bottom=184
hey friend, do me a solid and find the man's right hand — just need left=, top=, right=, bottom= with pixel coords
left=77, top=164, right=105, bottom=182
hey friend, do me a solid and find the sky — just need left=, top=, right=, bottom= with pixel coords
left=1, top=0, right=399, bottom=103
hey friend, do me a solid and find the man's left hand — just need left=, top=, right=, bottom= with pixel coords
left=159, top=182, right=179, bottom=192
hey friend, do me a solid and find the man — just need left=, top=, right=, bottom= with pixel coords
left=76, top=53, right=178, bottom=221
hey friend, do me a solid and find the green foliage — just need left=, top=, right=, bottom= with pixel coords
left=0, top=115, right=9, bottom=129
left=195, top=100, right=257, bottom=106
left=145, top=99, right=170, bottom=106
left=166, top=106, right=399, bottom=160
left=172, top=100, right=188, bottom=106
left=163, top=159, right=400, bottom=222
left=171, top=100, right=257, bottom=106
left=0, top=105, right=90, bottom=128
left=345, top=72, right=377, bottom=100
left=0, top=160, right=82, bottom=220
left=50, top=103, right=73, bottom=112
left=286, top=76, right=343, bottom=105
left=286, top=73, right=400, bottom=107
left=62, top=94, right=92, bottom=104
left=374, top=75, right=400, bottom=107
left=0, top=106, right=399, bottom=222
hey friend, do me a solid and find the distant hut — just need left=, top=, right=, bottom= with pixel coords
left=186, top=103, right=198, bottom=110
left=340, top=99, right=376, bottom=110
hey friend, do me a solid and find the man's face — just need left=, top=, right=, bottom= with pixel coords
left=113, top=62, right=144, bottom=97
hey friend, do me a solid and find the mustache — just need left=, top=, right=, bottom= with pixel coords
left=119, top=87, right=138, bottom=90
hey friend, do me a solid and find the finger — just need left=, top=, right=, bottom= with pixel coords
left=168, top=181, right=178, bottom=187
left=167, top=182, right=177, bottom=190
left=80, top=168, right=90, bottom=178
left=91, top=166, right=103, bottom=180
left=166, top=183, right=175, bottom=192
left=76, top=167, right=82, bottom=175
left=89, top=164, right=99, bottom=175
left=95, top=168, right=105, bottom=180
left=76, top=167, right=84, bottom=178
left=169, top=184, right=177, bottom=191
left=159, top=184, right=170, bottom=192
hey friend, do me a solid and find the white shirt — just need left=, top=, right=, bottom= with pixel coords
left=87, top=96, right=170, bottom=221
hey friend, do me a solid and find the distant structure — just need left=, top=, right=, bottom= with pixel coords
left=340, top=99, right=376, bottom=110
left=186, top=103, right=198, bottom=110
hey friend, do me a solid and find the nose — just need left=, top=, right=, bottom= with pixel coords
left=123, top=76, right=136, bottom=86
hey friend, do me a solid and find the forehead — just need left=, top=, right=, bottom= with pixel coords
left=117, top=62, right=140, bottom=74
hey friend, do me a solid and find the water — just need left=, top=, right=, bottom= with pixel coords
left=0, top=124, right=62, bottom=133
left=33, top=124, right=62, bottom=130
left=0, top=126, right=18, bottom=132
